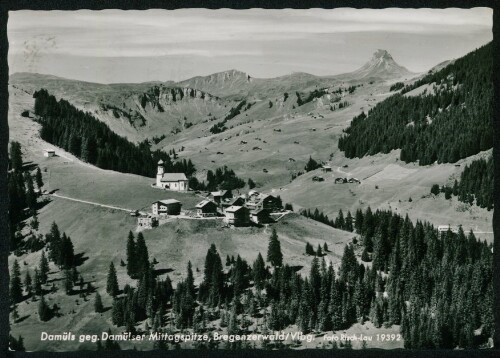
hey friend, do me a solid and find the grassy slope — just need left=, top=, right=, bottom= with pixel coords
left=9, top=86, right=367, bottom=351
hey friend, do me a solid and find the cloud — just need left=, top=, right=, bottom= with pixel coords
left=8, top=8, right=492, bottom=58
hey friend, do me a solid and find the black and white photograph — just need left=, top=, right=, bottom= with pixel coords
left=4, top=7, right=495, bottom=351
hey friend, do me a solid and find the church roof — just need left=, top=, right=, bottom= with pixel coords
left=158, top=159, right=164, bottom=165
left=160, top=173, right=188, bottom=182
left=154, top=199, right=181, bottom=205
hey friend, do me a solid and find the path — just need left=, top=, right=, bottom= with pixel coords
left=49, top=193, right=135, bottom=213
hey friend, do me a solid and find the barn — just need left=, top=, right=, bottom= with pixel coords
left=43, top=149, right=56, bottom=157
left=152, top=199, right=182, bottom=216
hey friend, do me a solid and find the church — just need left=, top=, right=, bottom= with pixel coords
left=156, top=160, right=189, bottom=191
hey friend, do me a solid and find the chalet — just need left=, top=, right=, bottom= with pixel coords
left=348, top=178, right=361, bottom=184
left=221, top=196, right=246, bottom=211
left=43, top=149, right=56, bottom=157
left=335, top=177, right=347, bottom=184
left=321, top=165, right=332, bottom=172
left=224, top=206, right=250, bottom=226
left=156, top=160, right=189, bottom=191
left=210, top=190, right=232, bottom=204
left=138, top=216, right=158, bottom=229
left=195, top=200, right=219, bottom=217
left=152, top=199, right=182, bottom=216
left=250, top=208, right=272, bottom=224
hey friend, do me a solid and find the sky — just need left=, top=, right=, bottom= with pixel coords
left=7, top=8, right=493, bottom=84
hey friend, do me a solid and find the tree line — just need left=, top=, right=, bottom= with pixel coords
left=32, top=89, right=193, bottom=177
left=338, top=42, right=492, bottom=165
left=8, top=142, right=44, bottom=254
left=431, top=156, right=493, bottom=210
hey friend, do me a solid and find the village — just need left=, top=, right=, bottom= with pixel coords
left=137, top=160, right=288, bottom=230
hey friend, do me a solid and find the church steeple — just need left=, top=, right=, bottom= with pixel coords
left=157, top=159, right=164, bottom=175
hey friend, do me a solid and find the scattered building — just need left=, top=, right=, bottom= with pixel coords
left=335, top=177, right=347, bottom=184
left=43, top=149, right=56, bottom=157
left=195, top=200, right=219, bottom=217
left=321, top=165, right=332, bottom=172
left=250, top=208, right=272, bottom=224
left=246, top=193, right=281, bottom=212
left=210, top=190, right=232, bottom=204
left=221, top=196, right=246, bottom=211
left=348, top=178, right=361, bottom=184
left=152, top=199, right=182, bottom=216
left=138, top=215, right=158, bottom=229
left=156, top=160, right=189, bottom=191
left=224, top=206, right=250, bottom=226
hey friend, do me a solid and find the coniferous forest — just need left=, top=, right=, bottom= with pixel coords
left=66, top=208, right=492, bottom=350
left=338, top=43, right=492, bottom=165
left=32, top=89, right=194, bottom=177
left=433, top=156, right=493, bottom=210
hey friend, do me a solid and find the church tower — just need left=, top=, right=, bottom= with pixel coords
left=156, top=159, right=164, bottom=187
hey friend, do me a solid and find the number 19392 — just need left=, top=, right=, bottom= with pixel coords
left=376, top=334, right=401, bottom=341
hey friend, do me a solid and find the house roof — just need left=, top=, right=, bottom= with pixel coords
left=211, top=190, right=228, bottom=197
left=44, top=149, right=55, bottom=152
left=225, top=205, right=247, bottom=213
left=154, top=199, right=181, bottom=205
left=225, top=197, right=245, bottom=206
left=158, top=159, right=164, bottom=165
left=160, top=173, right=188, bottom=182
left=251, top=208, right=268, bottom=215
left=195, top=200, right=217, bottom=208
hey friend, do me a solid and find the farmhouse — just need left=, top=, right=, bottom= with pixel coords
left=348, top=178, right=361, bottom=184
left=221, top=196, right=246, bottom=211
left=43, top=149, right=56, bottom=157
left=335, top=177, right=347, bottom=184
left=224, top=206, right=250, bottom=226
left=156, top=160, right=189, bottom=191
left=246, top=193, right=281, bottom=212
left=250, top=208, right=272, bottom=224
left=195, top=200, right=219, bottom=217
left=138, top=216, right=158, bottom=229
left=152, top=199, right=182, bottom=216
left=321, top=165, right=332, bottom=172
left=210, top=190, right=232, bottom=204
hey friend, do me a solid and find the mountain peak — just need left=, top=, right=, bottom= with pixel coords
left=348, top=49, right=413, bottom=80
left=373, top=49, right=393, bottom=60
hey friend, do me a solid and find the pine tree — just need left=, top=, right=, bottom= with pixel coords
left=126, top=231, right=136, bottom=277
left=136, top=232, right=149, bottom=276
left=33, top=268, right=42, bottom=296
left=35, top=167, right=44, bottom=189
left=39, top=251, right=49, bottom=284
left=10, top=260, right=23, bottom=303
left=94, top=291, right=104, bottom=313
left=38, top=295, right=51, bottom=321
left=252, top=253, right=266, bottom=291
left=267, top=228, right=283, bottom=267
left=316, top=244, right=323, bottom=257
left=10, top=141, right=23, bottom=172
left=106, top=262, right=119, bottom=296
left=186, top=261, right=195, bottom=297
left=24, top=270, right=33, bottom=297
left=305, top=242, right=315, bottom=256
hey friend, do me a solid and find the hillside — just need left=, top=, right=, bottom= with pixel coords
left=9, top=89, right=360, bottom=350
left=338, top=42, right=493, bottom=165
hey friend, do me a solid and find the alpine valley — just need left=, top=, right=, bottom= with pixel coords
left=7, top=43, right=493, bottom=351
